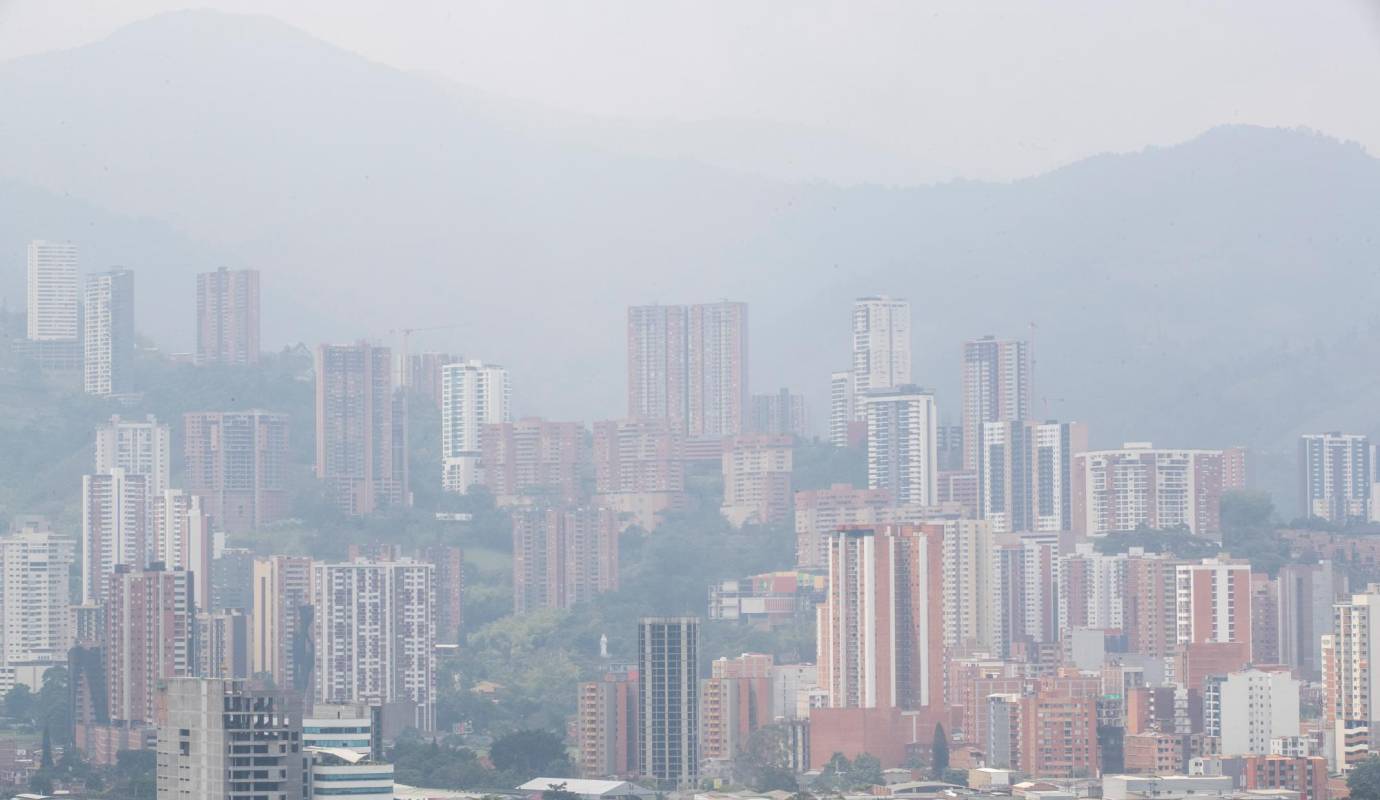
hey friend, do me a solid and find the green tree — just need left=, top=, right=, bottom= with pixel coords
left=488, top=729, right=570, bottom=777
left=931, top=723, right=949, bottom=778
left=2, top=684, right=35, bottom=721
left=735, top=725, right=797, bottom=791
left=851, top=754, right=883, bottom=788
left=40, top=727, right=53, bottom=769
left=1220, top=490, right=1291, bottom=575
left=1349, top=756, right=1380, bottom=800
left=37, top=665, right=72, bottom=745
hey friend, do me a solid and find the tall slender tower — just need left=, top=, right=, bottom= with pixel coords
left=961, top=336, right=1031, bottom=470
left=105, top=564, right=195, bottom=726
left=195, top=267, right=261, bottom=366
left=687, top=301, right=748, bottom=437
left=638, top=617, right=699, bottom=789
left=94, top=414, right=171, bottom=498
left=627, top=305, right=689, bottom=429
left=315, top=342, right=408, bottom=515
left=440, top=360, right=511, bottom=493
left=81, top=467, right=151, bottom=604
left=250, top=555, right=314, bottom=695
left=83, top=268, right=135, bottom=397
left=851, top=297, right=911, bottom=422
left=864, top=385, right=938, bottom=507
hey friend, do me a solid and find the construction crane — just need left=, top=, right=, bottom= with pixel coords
left=389, top=324, right=460, bottom=388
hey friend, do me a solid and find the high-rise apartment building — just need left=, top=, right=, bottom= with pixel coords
left=1177, top=559, right=1253, bottom=649
left=1074, top=443, right=1236, bottom=537
left=1206, top=669, right=1300, bottom=756
left=1015, top=530, right=1061, bottom=649
left=183, top=410, right=290, bottom=532
left=1060, top=544, right=1129, bottom=635
left=155, top=678, right=303, bottom=800
left=1277, top=561, right=1344, bottom=681
left=1176, top=559, right=1253, bottom=686
left=851, top=297, right=911, bottom=426
left=195, top=267, right=261, bottom=366
left=828, top=370, right=855, bottom=447
left=423, top=545, right=464, bottom=646
left=81, top=468, right=151, bottom=604
left=720, top=434, right=793, bottom=527
left=793, top=484, right=892, bottom=569
left=0, top=525, right=74, bottom=666
left=197, top=609, right=250, bottom=680
left=627, top=302, right=748, bottom=438
left=700, top=653, right=773, bottom=765
left=748, top=388, right=808, bottom=437
left=105, top=564, right=195, bottom=726
left=578, top=666, right=640, bottom=779
left=83, top=268, right=135, bottom=397
left=627, top=305, right=689, bottom=428
left=978, top=419, right=1088, bottom=534
left=1300, top=433, right=1371, bottom=523
left=937, top=423, right=964, bottom=472
left=480, top=418, right=584, bottom=505
left=638, top=617, right=700, bottom=789
left=153, top=490, right=212, bottom=612
left=313, top=560, right=436, bottom=731
left=1253, top=573, right=1281, bottom=666
left=817, top=525, right=944, bottom=710
left=687, top=301, right=749, bottom=438
left=440, top=359, right=511, bottom=493
left=512, top=507, right=619, bottom=614
left=1323, top=586, right=1380, bottom=769
left=95, top=414, right=171, bottom=499
left=961, top=336, right=1032, bottom=471
left=26, top=240, right=79, bottom=341
left=1019, top=684, right=1100, bottom=779
left=211, top=548, right=255, bottom=612
left=864, top=385, right=937, bottom=507
left=251, top=555, right=314, bottom=694
left=315, top=342, right=408, bottom=515
left=1124, top=554, right=1188, bottom=660
left=593, top=418, right=686, bottom=530
left=938, top=518, right=996, bottom=657
left=408, top=352, right=461, bottom=410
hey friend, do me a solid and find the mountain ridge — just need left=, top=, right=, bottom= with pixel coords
left=2, top=11, right=1379, bottom=513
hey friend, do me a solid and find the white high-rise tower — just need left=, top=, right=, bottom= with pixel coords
left=441, top=360, right=511, bottom=493
left=851, top=297, right=911, bottom=423
left=26, top=240, right=79, bottom=341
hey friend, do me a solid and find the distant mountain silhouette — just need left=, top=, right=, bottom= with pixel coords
left=3, top=11, right=1378, bottom=511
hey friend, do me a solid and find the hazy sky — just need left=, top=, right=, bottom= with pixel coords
left=1, top=0, right=1377, bottom=180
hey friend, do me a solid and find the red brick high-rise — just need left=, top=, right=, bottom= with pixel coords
left=183, top=410, right=289, bottom=532
left=480, top=418, right=587, bottom=506
left=195, top=267, right=260, bottom=366
left=105, top=565, right=195, bottom=727
left=817, top=525, right=945, bottom=712
left=512, top=507, right=619, bottom=614
left=593, top=418, right=686, bottom=530
left=578, top=667, right=640, bottom=779
left=315, top=342, right=408, bottom=516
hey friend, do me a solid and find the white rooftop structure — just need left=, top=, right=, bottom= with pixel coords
left=517, top=778, right=656, bottom=800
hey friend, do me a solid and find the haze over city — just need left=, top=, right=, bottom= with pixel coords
left=0, top=4, right=1379, bottom=800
